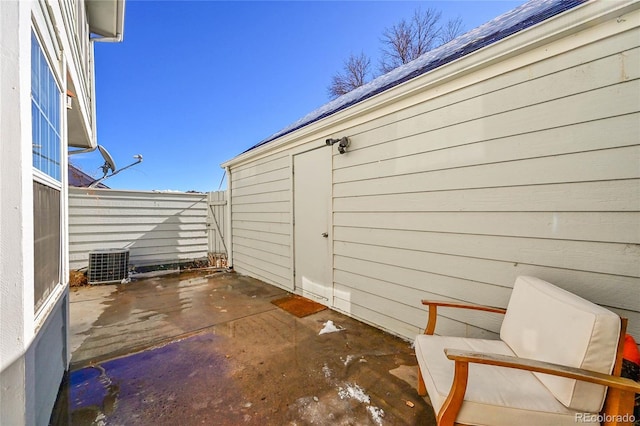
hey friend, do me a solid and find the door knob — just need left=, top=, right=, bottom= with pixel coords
left=321, top=232, right=328, bottom=238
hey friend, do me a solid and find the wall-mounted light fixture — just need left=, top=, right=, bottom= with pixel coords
left=325, top=136, right=350, bottom=154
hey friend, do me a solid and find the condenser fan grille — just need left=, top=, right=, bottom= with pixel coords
left=88, top=249, right=129, bottom=285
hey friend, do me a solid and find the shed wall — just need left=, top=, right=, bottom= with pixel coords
left=228, top=8, right=640, bottom=340
left=68, top=188, right=208, bottom=270
left=230, top=154, right=293, bottom=288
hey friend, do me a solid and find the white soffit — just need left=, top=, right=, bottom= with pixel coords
left=86, top=0, right=125, bottom=40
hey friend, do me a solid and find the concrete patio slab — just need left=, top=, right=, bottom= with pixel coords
left=51, top=271, right=436, bottom=425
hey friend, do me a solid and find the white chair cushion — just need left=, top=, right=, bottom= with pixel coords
left=415, top=335, right=600, bottom=426
left=500, top=276, right=620, bottom=412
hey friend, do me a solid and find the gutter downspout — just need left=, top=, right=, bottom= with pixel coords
left=225, top=166, right=233, bottom=269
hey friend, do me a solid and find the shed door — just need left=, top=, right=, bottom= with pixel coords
left=293, top=147, right=332, bottom=303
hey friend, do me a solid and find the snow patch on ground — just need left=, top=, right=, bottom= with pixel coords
left=367, top=406, right=385, bottom=425
left=322, top=363, right=332, bottom=379
left=342, top=355, right=356, bottom=366
left=337, top=383, right=386, bottom=425
left=338, top=383, right=370, bottom=404
left=319, top=320, right=343, bottom=335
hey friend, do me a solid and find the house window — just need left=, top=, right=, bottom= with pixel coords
left=31, top=31, right=61, bottom=181
left=33, top=181, right=61, bottom=311
left=31, top=30, right=62, bottom=311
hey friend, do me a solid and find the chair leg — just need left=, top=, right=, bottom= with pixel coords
left=418, top=367, right=427, bottom=396
left=602, top=388, right=636, bottom=426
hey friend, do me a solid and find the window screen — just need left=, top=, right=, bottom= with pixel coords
left=33, top=181, right=61, bottom=311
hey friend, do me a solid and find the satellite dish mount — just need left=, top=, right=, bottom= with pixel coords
left=98, top=145, right=117, bottom=177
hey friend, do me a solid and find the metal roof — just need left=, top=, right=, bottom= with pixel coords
left=69, top=164, right=109, bottom=188
left=243, top=0, right=586, bottom=154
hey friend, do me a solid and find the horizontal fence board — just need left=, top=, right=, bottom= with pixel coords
left=68, top=191, right=207, bottom=204
left=69, top=188, right=212, bottom=270
left=71, top=230, right=206, bottom=242
left=70, top=224, right=206, bottom=235
left=69, top=207, right=207, bottom=217
left=69, top=215, right=207, bottom=225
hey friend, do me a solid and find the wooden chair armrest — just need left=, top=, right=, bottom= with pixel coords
left=436, top=348, right=640, bottom=426
left=444, top=349, right=640, bottom=393
left=420, top=300, right=506, bottom=335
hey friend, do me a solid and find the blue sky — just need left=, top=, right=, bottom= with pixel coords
left=72, top=0, right=524, bottom=192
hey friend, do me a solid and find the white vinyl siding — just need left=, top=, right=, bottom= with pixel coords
left=68, top=188, right=208, bottom=269
left=331, top=20, right=640, bottom=340
left=230, top=154, right=292, bottom=289
left=226, top=6, right=640, bottom=341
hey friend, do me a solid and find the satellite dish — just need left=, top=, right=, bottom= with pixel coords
left=97, top=145, right=116, bottom=177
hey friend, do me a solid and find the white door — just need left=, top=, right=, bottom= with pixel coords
left=293, top=147, right=332, bottom=303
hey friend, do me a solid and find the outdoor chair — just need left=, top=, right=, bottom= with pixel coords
left=414, top=275, right=640, bottom=426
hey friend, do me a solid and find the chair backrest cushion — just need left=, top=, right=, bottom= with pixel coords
left=500, top=276, right=620, bottom=412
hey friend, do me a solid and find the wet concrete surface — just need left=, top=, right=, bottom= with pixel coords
left=51, top=271, right=436, bottom=425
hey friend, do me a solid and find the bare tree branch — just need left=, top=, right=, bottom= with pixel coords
left=439, top=15, right=464, bottom=45
left=379, top=7, right=443, bottom=74
left=410, top=8, right=442, bottom=58
left=327, top=6, right=465, bottom=99
left=379, top=7, right=464, bottom=75
left=327, top=52, right=371, bottom=99
left=379, top=19, right=413, bottom=74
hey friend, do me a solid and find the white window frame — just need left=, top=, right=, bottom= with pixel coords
left=31, top=27, right=64, bottom=319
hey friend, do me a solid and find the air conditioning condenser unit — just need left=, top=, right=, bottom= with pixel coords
left=88, top=248, right=129, bottom=285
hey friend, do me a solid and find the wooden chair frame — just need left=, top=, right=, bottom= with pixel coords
left=417, top=300, right=640, bottom=426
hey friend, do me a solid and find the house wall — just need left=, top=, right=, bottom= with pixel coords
left=1, top=0, right=116, bottom=423
left=68, top=188, right=209, bottom=270
left=0, top=1, right=34, bottom=423
left=226, top=2, right=640, bottom=341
